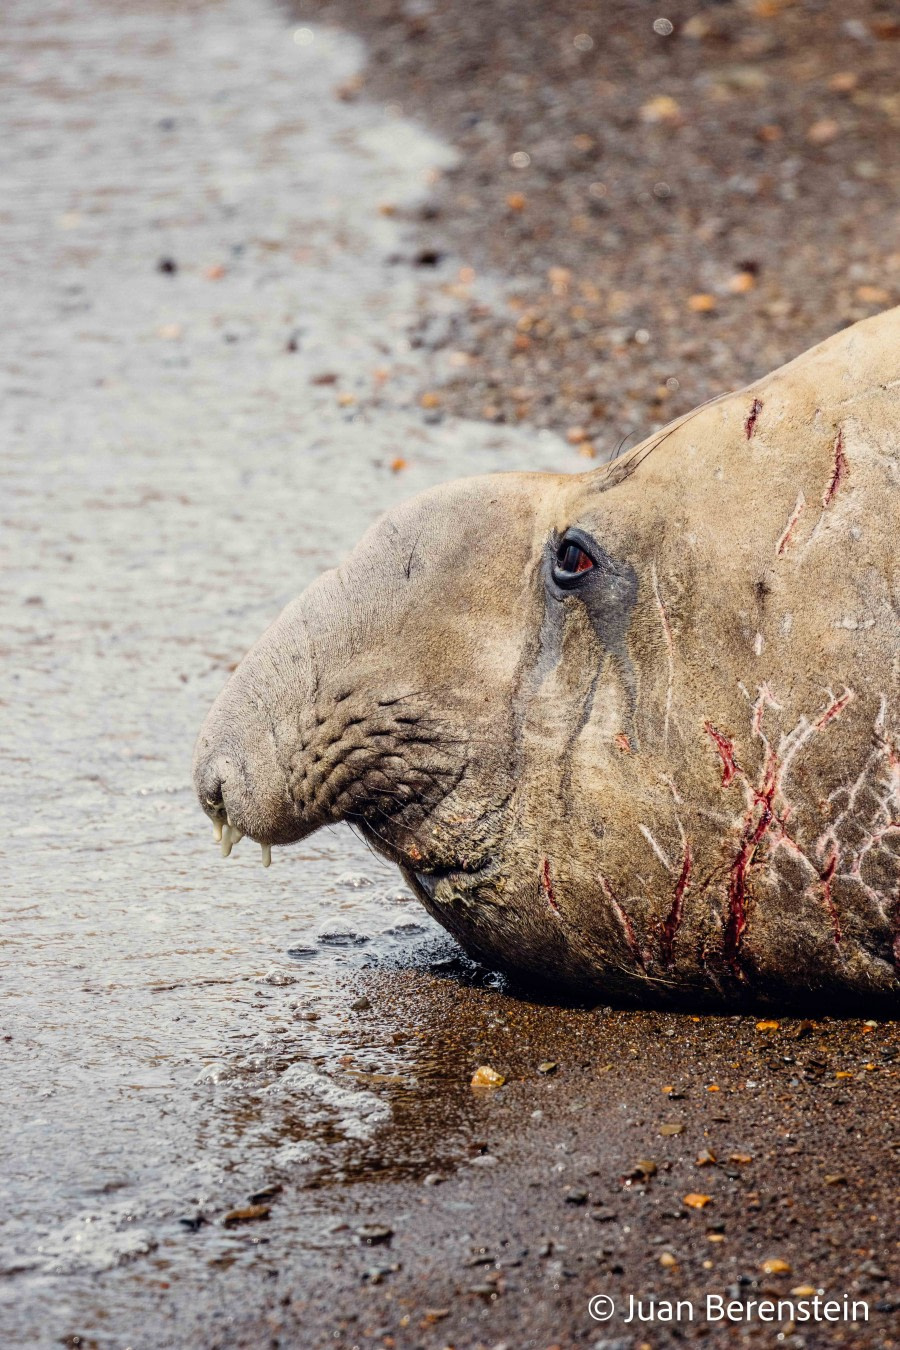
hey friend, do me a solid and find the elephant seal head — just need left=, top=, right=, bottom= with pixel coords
left=192, top=467, right=639, bottom=984
left=195, top=307, right=900, bottom=1007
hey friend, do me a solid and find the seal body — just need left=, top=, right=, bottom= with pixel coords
left=194, top=308, right=900, bottom=1007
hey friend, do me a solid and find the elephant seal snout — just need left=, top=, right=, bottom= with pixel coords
left=194, top=307, right=900, bottom=1008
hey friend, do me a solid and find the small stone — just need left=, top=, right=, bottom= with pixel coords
left=248, top=1183, right=283, bottom=1204
left=855, top=285, right=889, bottom=305
left=807, top=118, right=841, bottom=145
left=506, top=192, right=527, bottom=210
left=260, top=967, right=297, bottom=986
left=223, top=1204, right=271, bottom=1227
left=659, top=1122, right=684, bottom=1136
left=640, top=95, right=681, bottom=124
left=683, top=1193, right=711, bottom=1209
left=829, top=71, right=858, bottom=94
left=632, top=1159, right=657, bottom=1178
left=729, top=271, right=756, bottom=294
left=659, top=1250, right=678, bottom=1268
left=420, top=391, right=441, bottom=409
left=179, top=1213, right=207, bottom=1231
left=350, top=996, right=371, bottom=1012
left=362, top=1263, right=398, bottom=1284
left=682, top=14, right=712, bottom=39
left=565, top=1188, right=588, bottom=1204
left=537, top=1061, right=559, bottom=1075
left=761, top=1258, right=792, bottom=1275
left=471, top=1065, right=505, bottom=1088
left=356, top=1224, right=393, bottom=1245
left=687, top=293, right=716, bottom=313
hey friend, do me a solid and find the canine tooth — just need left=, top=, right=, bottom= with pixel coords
left=230, top=830, right=244, bottom=846
left=213, top=820, right=223, bottom=843
left=221, top=824, right=234, bottom=858
left=261, top=844, right=271, bottom=868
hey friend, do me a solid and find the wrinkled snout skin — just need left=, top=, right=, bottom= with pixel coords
left=195, top=308, right=900, bottom=1009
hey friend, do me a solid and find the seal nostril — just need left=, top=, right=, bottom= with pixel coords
left=198, top=763, right=227, bottom=819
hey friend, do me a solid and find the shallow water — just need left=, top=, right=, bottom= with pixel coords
left=0, top=0, right=583, bottom=1341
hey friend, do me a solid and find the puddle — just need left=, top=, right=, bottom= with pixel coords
left=0, top=0, right=584, bottom=1342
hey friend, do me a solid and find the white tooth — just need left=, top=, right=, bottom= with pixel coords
left=230, top=830, right=244, bottom=846
left=221, top=824, right=234, bottom=858
left=213, top=820, right=223, bottom=843
left=261, top=844, right=271, bottom=868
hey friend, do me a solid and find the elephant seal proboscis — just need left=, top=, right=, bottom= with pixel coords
left=194, top=307, right=900, bottom=1008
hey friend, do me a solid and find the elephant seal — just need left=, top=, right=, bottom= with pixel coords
left=194, top=306, right=900, bottom=1008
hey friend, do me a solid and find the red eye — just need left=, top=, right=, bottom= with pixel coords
left=554, top=537, right=595, bottom=581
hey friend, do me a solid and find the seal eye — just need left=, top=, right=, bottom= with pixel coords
left=553, top=534, right=596, bottom=585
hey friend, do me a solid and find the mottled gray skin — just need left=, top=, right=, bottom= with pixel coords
left=195, top=308, right=900, bottom=1008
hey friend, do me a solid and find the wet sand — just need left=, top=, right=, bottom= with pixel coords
left=1, top=1, right=897, bottom=1347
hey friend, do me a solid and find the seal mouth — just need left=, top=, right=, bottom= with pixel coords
left=204, top=809, right=274, bottom=867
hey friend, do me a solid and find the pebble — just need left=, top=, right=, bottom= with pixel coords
left=470, top=1065, right=505, bottom=1087
left=683, top=1193, right=711, bottom=1209
left=223, top=1204, right=271, bottom=1227
left=260, top=968, right=297, bottom=986
left=356, top=1225, right=393, bottom=1246
left=362, top=1263, right=399, bottom=1284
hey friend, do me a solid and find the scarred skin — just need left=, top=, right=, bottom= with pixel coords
left=194, top=307, right=900, bottom=1008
